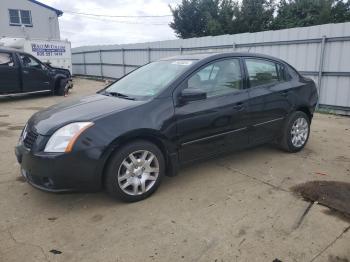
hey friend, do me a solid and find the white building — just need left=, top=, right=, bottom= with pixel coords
left=0, top=0, right=62, bottom=40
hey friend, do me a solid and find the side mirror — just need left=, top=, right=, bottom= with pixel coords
left=180, top=88, right=207, bottom=103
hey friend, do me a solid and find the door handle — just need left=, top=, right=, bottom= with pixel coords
left=233, top=102, right=244, bottom=111
left=23, top=70, right=29, bottom=74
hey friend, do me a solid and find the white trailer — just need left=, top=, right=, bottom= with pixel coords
left=0, top=37, right=72, bottom=74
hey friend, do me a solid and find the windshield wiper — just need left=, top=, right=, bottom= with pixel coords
left=101, top=91, right=135, bottom=100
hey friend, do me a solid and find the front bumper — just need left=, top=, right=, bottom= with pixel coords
left=20, top=168, right=73, bottom=192
left=15, top=143, right=102, bottom=193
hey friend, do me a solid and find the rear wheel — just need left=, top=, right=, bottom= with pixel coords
left=104, top=140, right=165, bottom=202
left=279, top=111, right=310, bottom=152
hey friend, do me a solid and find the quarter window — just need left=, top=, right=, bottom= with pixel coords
left=0, top=53, right=14, bottom=67
left=245, top=59, right=285, bottom=88
left=187, top=59, right=243, bottom=97
left=9, top=9, right=32, bottom=26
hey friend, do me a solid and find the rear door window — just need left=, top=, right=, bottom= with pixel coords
left=0, top=52, right=14, bottom=67
left=245, top=58, right=285, bottom=88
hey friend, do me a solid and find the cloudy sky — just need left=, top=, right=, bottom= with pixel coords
left=43, top=0, right=182, bottom=47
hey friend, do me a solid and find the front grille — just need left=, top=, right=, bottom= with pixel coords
left=23, top=129, right=38, bottom=149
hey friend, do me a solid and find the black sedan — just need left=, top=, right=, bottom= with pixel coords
left=15, top=52, right=318, bottom=202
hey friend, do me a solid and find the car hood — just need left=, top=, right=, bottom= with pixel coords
left=49, top=66, right=71, bottom=77
left=28, top=94, right=143, bottom=135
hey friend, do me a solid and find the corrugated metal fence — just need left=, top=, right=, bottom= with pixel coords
left=72, top=22, right=350, bottom=114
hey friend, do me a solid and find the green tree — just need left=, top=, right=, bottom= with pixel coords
left=207, top=0, right=240, bottom=35
left=169, top=0, right=239, bottom=38
left=170, top=0, right=275, bottom=38
left=216, top=0, right=240, bottom=34
left=169, top=0, right=207, bottom=38
left=331, top=0, right=350, bottom=23
left=199, top=0, right=222, bottom=35
left=271, top=0, right=350, bottom=30
left=235, top=0, right=275, bottom=33
left=169, top=0, right=350, bottom=38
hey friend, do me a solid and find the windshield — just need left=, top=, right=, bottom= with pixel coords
left=104, top=60, right=195, bottom=99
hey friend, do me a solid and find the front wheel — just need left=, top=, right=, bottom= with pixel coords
left=55, top=79, right=69, bottom=96
left=104, top=140, right=165, bottom=202
left=279, top=111, right=310, bottom=152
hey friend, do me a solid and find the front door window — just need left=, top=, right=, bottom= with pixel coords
left=187, top=59, right=243, bottom=97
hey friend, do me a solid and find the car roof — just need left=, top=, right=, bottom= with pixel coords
left=161, top=52, right=287, bottom=64
left=0, top=47, right=19, bottom=53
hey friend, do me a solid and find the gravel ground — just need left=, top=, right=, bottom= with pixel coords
left=0, top=77, right=349, bottom=262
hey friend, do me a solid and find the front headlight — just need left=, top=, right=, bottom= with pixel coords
left=44, top=122, right=94, bottom=153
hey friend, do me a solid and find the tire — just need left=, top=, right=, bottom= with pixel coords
left=104, top=140, right=165, bottom=202
left=279, top=111, right=310, bottom=153
left=55, top=79, right=69, bottom=96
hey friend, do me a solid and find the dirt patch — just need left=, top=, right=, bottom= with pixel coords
left=237, top=228, right=246, bottom=237
left=335, top=156, right=350, bottom=163
left=292, top=181, right=350, bottom=219
left=328, top=255, right=350, bottom=262
left=7, top=125, right=24, bottom=131
left=90, top=214, right=103, bottom=222
left=21, top=106, right=45, bottom=111
left=49, top=249, right=62, bottom=255
left=15, top=176, right=26, bottom=183
left=0, top=121, right=10, bottom=127
left=0, top=130, right=13, bottom=137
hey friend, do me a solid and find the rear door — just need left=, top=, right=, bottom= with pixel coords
left=244, top=58, right=292, bottom=144
left=0, top=52, right=21, bottom=94
left=18, top=53, right=51, bottom=93
left=175, top=58, right=250, bottom=163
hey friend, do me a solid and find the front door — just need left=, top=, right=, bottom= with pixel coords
left=18, top=53, right=51, bottom=93
left=244, top=58, right=292, bottom=144
left=174, top=58, right=250, bottom=163
left=0, top=52, right=21, bottom=94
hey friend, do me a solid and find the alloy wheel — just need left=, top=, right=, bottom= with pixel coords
left=290, top=117, right=309, bottom=148
left=117, top=150, right=159, bottom=196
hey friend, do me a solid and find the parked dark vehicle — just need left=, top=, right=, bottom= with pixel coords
left=15, top=52, right=318, bottom=202
left=0, top=48, right=72, bottom=97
